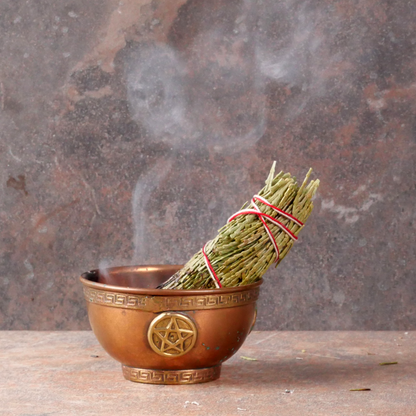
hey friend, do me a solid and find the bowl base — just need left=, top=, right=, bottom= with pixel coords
left=122, top=364, right=221, bottom=385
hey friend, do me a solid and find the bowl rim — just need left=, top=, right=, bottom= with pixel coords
left=80, top=264, right=263, bottom=295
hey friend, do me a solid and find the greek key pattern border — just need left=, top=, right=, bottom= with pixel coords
left=83, top=286, right=259, bottom=311
left=122, top=365, right=221, bottom=384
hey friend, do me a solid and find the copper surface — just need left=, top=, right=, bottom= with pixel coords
left=80, top=265, right=262, bottom=384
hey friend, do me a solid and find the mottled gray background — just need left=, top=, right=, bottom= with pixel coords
left=1, top=0, right=415, bottom=330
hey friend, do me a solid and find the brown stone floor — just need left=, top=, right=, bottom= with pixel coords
left=1, top=331, right=415, bottom=416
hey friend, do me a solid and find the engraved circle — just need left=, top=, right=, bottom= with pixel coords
left=147, top=312, right=197, bottom=357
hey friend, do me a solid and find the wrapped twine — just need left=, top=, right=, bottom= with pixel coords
left=159, top=162, right=319, bottom=289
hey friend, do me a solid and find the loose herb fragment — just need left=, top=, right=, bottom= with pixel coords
left=350, top=388, right=371, bottom=391
left=240, top=356, right=258, bottom=361
left=379, top=362, right=398, bottom=366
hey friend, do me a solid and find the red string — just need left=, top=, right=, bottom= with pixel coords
left=202, top=244, right=222, bottom=288
left=202, top=195, right=303, bottom=289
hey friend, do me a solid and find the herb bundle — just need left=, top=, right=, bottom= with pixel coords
left=159, top=163, right=319, bottom=289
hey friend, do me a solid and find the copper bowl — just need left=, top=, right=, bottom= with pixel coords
left=80, top=265, right=262, bottom=385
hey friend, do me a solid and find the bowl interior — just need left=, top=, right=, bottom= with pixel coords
left=82, top=265, right=182, bottom=289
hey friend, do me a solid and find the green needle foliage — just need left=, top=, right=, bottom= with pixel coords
left=159, top=163, right=320, bottom=289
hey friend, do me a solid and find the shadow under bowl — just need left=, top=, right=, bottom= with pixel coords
left=80, top=265, right=262, bottom=385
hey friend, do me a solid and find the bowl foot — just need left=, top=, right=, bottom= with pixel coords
left=122, top=364, right=221, bottom=385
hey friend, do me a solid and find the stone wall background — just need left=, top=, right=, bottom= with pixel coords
left=1, top=0, right=415, bottom=330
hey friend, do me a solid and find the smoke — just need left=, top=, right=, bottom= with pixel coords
left=125, top=7, right=268, bottom=261
left=98, top=258, right=111, bottom=280
left=132, top=158, right=173, bottom=263
left=125, top=34, right=267, bottom=152
left=123, top=0, right=360, bottom=265
left=258, top=1, right=327, bottom=88
left=255, top=0, right=362, bottom=117
left=126, top=44, right=193, bottom=146
left=184, top=25, right=267, bottom=152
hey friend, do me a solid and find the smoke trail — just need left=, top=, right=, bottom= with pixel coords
left=132, top=158, right=173, bottom=262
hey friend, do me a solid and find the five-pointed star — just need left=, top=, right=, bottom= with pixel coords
left=153, top=317, right=194, bottom=354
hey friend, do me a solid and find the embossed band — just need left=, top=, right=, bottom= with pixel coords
left=122, top=365, right=221, bottom=385
left=83, top=286, right=259, bottom=311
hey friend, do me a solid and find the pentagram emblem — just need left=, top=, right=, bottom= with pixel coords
left=147, top=312, right=197, bottom=357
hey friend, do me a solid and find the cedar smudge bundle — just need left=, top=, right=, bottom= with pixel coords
left=159, top=163, right=319, bottom=289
